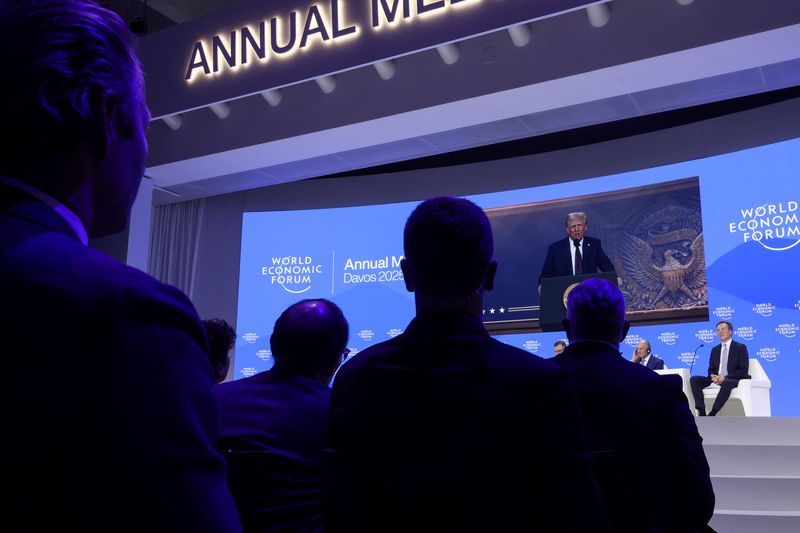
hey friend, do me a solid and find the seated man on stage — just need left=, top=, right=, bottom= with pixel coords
left=538, top=212, right=614, bottom=285
left=553, top=339, right=567, bottom=355
left=690, top=320, right=751, bottom=416
left=630, top=339, right=665, bottom=370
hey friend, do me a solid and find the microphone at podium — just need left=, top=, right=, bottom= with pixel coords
left=689, top=344, right=704, bottom=374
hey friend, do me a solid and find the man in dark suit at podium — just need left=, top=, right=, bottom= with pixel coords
left=690, top=320, right=751, bottom=416
left=538, top=212, right=614, bottom=285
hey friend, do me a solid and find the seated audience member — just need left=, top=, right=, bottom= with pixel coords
left=555, top=278, right=714, bottom=532
left=690, top=320, right=751, bottom=416
left=204, top=318, right=236, bottom=383
left=0, top=1, right=240, bottom=531
left=215, top=299, right=348, bottom=533
left=329, top=197, right=604, bottom=533
left=553, top=339, right=567, bottom=355
left=630, top=339, right=664, bottom=370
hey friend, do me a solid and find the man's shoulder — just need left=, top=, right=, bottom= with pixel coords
left=338, top=334, right=564, bottom=384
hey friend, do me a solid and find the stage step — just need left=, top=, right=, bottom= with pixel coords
left=709, top=511, right=800, bottom=533
left=696, top=417, right=800, bottom=533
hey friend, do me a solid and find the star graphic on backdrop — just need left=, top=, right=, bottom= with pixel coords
left=500, top=308, right=505, bottom=313
left=482, top=309, right=486, bottom=314
left=489, top=308, right=495, bottom=314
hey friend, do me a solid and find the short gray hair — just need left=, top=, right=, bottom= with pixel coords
left=565, top=212, right=588, bottom=227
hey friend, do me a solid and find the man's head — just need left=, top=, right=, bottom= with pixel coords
left=635, top=339, right=651, bottom=358
left=0, top=0, right=149, bottom=237
left=716, top=321, right=733, bottom=343
left=402, top=197, right=497, bottom=302
left=565, top=212, right=588, bottom=242
left=563, top=278, right=630, bottom=345
left=553, top=340, right=567, bottom=356
left=270, top=299, right=349, bottom=382
left=202, top=318, right=236, bottom=384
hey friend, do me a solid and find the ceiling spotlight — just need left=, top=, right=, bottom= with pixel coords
left=374, top=60, right=396, bottom=80
left=507, top=24, right=532, bottom=48
left=260, top=89, right=283, bottom=107
left=436, top=43, right=460, bottom=65
left=162, top=114, right=182, bottom=131
left=209, top=102, right=231, bottom=119
left=315, top=75, right=337, bottom=94
left=586, top=3, right=611, bottom=28
left=675, top=0, right=695, bottom=5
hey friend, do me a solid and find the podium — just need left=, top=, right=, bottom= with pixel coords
left=539, top=271, right=618, bottom=332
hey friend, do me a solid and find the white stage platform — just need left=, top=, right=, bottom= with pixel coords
left=697, top=417, right=800, bottom=533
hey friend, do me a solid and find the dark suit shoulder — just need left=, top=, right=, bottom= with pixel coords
left=334, top=333, right=567, bottom=396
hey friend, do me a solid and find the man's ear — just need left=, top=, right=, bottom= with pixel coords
left=562, top=318, right=573, bottom=341
left=400, top=258, right=414, bottom=293
left=619, top=320, right=631, bottom=343
left=87, top=88, right=119, bottom=160
left=483, top=260, right=498, bottom=292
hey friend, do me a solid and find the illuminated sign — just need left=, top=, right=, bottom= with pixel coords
left=185, top=0, right=479, bottom=82
left=140, top=0, right=606, bottom=117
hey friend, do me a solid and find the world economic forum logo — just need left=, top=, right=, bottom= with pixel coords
left=775, top=323, right=799, bottom=338
left=695, top=329, right=715, bottom=343
left=758, top=347, right=780, bottom=362
left=261, top=256, right=323, bottom=294
left=735, top=326, right=757, bottom=341
left=624, top=334, right=643, bottom=348
left=728, top=200, right=800, bottom=251
left=240, top=367, right=258, bottom=377
left=678, top=351, right=699, bottom=367
left=657, top=331, right=679, bottom=346
left=713, top=306, right=735, bottom=320
left=358, top=329, right=375, bottom=341
left=752, top=303, right=776, bottom=317
left=243, top=332, right=259, bottom=344
left=386, top=328, right=403, bottom=338
left=522, top=340, right=540, bottom=353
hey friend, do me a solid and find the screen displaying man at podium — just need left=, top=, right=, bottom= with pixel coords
left=538, top=212, right=615, bottom=285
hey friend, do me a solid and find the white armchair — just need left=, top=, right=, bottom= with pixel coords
left=701, top=358, right=772, bottom=416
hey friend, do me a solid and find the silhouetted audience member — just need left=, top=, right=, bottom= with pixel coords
left=554, top=278, right=714, bottom=532
left=329, top=197, right=604, bottom=533
left=204, top=318, right=236, bottom=383
left=216, top=299, right=348, bottom=533
left=0, top=1, right=240, bottom=531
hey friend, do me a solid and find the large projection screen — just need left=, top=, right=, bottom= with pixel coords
left=235, top=138, right=800, bottom=415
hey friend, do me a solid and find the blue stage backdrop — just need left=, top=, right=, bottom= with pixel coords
left=235, top=138, right=800, bottom=415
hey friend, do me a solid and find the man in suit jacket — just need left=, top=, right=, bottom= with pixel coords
left=630, top=339, right=665, bottom=370
left=0, top=2, right=240, bottom=531
left=329, top=197, right=604, bottom=533
left=690, top=321, right=751, bottom=416
left=216, top=299, right=348, bottom=532
left=538, top=212, right=615, bottom=285
left=554, top=278, right=714, bottom=532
